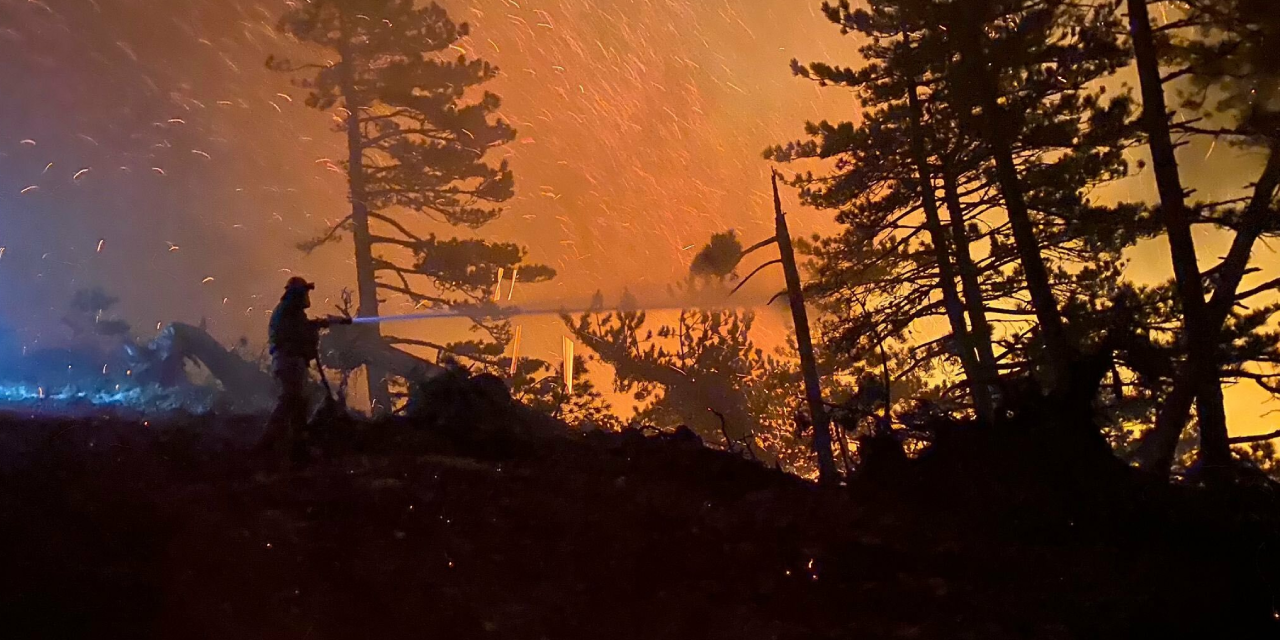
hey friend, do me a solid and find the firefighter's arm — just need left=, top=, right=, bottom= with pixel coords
left=314, top=315, right=354, bottom=329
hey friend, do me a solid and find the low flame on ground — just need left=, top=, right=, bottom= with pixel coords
left=0, top=382, right=210, bottom=412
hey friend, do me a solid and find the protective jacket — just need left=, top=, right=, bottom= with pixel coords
left=269, top=299, right=325, bottom=361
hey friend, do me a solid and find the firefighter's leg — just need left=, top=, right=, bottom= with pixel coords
left=263, top=358, right=307, bottom=456
left=285, top=387, right=310, bottom=463
left=261, top=389, right=291, bottom=453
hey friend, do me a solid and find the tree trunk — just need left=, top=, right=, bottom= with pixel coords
left=773, top=171, right=838, bottom=484
left=1205, top=147, right=1280, bottom=322
left=1126, top=0, right=1229, bottom=476
left=1133, top=147, right=1280, bottom=476
left=905, top=80, right=995, bottom=422
left=942, top=166, right=1001, bottom=398
left=953, top=13, right=1073, bottom=387
left=1134, top=373, right=1196, bottom=475
left=340, top=40, right=394, bottom=416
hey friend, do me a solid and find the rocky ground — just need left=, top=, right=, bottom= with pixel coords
left=1, top=406, right=1278, bottom=639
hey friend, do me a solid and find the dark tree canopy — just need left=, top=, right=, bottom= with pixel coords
left=274, top=0, right=516, bottom=227
left=770, top=0, right=1143, bottom=422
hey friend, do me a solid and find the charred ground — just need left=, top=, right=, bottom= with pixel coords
left=1, top=402, right=1278, bottom=640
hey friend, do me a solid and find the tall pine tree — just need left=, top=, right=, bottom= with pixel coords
left=1127, top=0, right=1280, bottom=477
left=271, top=0, right=549, bottom=412
left=773, top=0, right=1138, bottom=421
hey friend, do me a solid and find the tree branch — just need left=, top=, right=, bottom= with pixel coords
left=730, top=259, right=783, bottom=296
left=299, top=214, right=353, bottom=254
left=1236, top=278, right=1280, bottom=302
left=369, top=211, right=427, bottom=242
left=1229, top=430, right=1280, bottom=445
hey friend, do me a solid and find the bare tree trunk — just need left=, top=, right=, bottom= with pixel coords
left=942, top=166, right=1001, bottom=398
left=953, top=14, right=1073, bottom=387
left=773, top=172, right=838, bottom=484
left=1126, top=0, right=1229, bottom=476
left=340, top=39, right=394, bottom=416
left=905, top=80, right=995, bottom=422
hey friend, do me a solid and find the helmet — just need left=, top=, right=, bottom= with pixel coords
left=285, top=276, right=315, bottom=292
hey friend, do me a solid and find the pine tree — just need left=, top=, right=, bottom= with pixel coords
left=270, top=0, right=545, bottom=412
left=1126, top=0, right=1280, bottom=477
left=564, top=307, right=822, bottom=474
left=940, top=0, right=1138, bottom=387
left=773, top=0, right=1138, bottom=419
left=512, top=353, right=622, bottom=433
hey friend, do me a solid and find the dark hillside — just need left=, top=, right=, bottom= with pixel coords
left=1, top=409, right=1277, bottom=640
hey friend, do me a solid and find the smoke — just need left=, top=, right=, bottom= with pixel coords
left=0, top=1, right=856, bottom=358
left=0, top=0, right=348, bottom=352
left=0, top=1, right=1269, bottom=431
left=0, top=0, right=857, bottom=415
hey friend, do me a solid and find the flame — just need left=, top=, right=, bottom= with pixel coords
left=509, top=326, right=523, bottom=377
left=562, top=336, right=575, bottom=395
